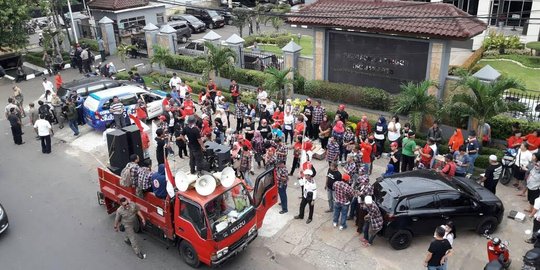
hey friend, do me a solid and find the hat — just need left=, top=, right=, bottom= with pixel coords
left=390, top=142, right=398, bottom=148
left=304, top=169, right=313, bottom=176
left=365, top=196, right=373, bottom=205
left=445, top=154, right=453, bottom=160
left=158, top=115, right=166, bottom=121
left=201, top=114, right=208, bottom=119
left=306, top=98, right=312, bottom=103
left=342, top=174, right=351, bottom=182
left=489, top=155, right=498, bottom=161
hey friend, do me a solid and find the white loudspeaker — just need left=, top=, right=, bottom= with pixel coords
left=195, top=175, right=217, bottom=196
left=177, top=171, right=197, bottom=192
left=220, top=167, right=236, bottom=188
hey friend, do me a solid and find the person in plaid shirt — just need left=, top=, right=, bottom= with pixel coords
left=344, top=154, right=358, bottom=178
left=136, top=159, right=154, bottom=197
left=276, top=160, right=289, bottom=214
left=276, top=138, right=288, bottom=165
left=264, top=146, right=277, bottom=170
left=235, top=97, right=247, bottom=132
left=239, top=145, right=253, bottom=187
left=311, top=100, right=325, bottom=137
left=326, top=137, right=340, bottom=164
left=332, top=174, right=356, bottom=230
left=362, top=195, right=383, bottom=247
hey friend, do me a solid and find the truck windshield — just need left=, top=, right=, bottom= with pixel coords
left=205, top=184, right=253, bottom=235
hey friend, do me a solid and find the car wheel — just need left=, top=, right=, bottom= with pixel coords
left=133, top=216, right=142, bottom=233
left=227, top=19, right=233, bottom=25
left=179, top=240, right=201, bottom=268
left=476, top=217, right=498, bottom=234
left=389, top=230, right=412, bottom=250
left=500, top=168, right=512, bottom=185
left=181, top=36, right=188, bottom=43
left=209, top=23, right=214, bottom=29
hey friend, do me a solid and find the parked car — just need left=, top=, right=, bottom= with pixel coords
left=83, top=86, right=166, bottom=130
left=169, top=14, right=207, bottom=33
left=0, top=203, right=8, bottom=235
left=57, top=77, right=132, bottom=102
left=373, top=170, right=504, bottom=250
left=162, top=21, right=192, bottom=43
left=177, top=40, right=207, bottom=57
left=218, top=10, right=235, bottom=25
left=185, top=8, right=225, bottom=29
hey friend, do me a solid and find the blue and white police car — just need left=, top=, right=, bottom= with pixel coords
left=83, top=86, right=167, bottom=130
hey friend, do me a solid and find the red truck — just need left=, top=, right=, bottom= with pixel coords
left=97, top=166, right=278, bottom=267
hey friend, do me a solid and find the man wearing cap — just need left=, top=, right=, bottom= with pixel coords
left=332, top=173, right=355, bottom=230
left=480, top=155, right=502, bottom=194
left=466, top=130, right=480, bottom=175
left=181, top=116, right=205, bottom=174
left=388, top=142, right=401, bottom=173
left=361, top=195, right=383, bottom=247
left=440, top=154, right=457, bottom=178
left=294, top=169, right=317, bottom=224
left=303, top=98, right=314, bottom=138
left=401, top=130, right=417, bottom=172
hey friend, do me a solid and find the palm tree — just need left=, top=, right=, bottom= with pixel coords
left=264, top=67, right=291, bottom=104
left=117, top=43, right=136, bottom=69
left=150, top=45, right=170, bottom=70
left=231, top=8, right=252, bottom=37
left=203, top=41, right=237, bottom=79
left=267, top=17, right=284, bottom=32
left=391, top=80, right=438, bottom=131
left=451, top=75, right=526, bottom=138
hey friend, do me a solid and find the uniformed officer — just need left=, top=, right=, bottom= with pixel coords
left=114, top=197, right=147, bottom=259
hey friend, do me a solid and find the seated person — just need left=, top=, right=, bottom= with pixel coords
left=137, top=159, right=153, bottom=196
left=151, top=164, right=167, bottom=199
left=507, top=130, right=523, bottom=149
left=440, top=154, right=457, bottom=178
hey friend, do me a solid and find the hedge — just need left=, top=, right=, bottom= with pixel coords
left=490, top=115, right=540, bottom=140
left=24, top=51, right=70, bottom=67
left=244, top=33, right=296, bottom=47
left=164, top=54, right=205, bottom=74
left=79, top=38, right=99, bottom=52
left=302, top=80, right=393, bottom=111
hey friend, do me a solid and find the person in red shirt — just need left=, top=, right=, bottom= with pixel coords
left=272, top=107, right=284, bottom=126
left=360, top=139, right=372, bottom=173
left=523, top=130, right=540, bottom=152
left=294, top=114, right=305, bottom=137
left=54, top=72, right=63, bottom=90
left=290, top=136, right=303, bottom=175
left=419, top=139, right=435, bottom=169
left=230, top=79, right=240, bottom=104
left=507, top=130, right=523, bottom=149
left=162, top=94, right=172, bottom=109
left=440, top=154, right=457, bottom=178
left=201, top=115, right=212, bottom=140
left=355, top=115, right=371, bottom=141
left=182, top=95, right=195, bottom=116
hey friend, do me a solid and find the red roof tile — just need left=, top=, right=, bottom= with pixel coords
left=287, top=0, right=487, bottom=40
left=89, top=0, right=149, bottom=11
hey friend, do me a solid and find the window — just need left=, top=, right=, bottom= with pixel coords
left=253, top=169, right=275, bottom=207
left=206, top=184, right=253, bottom=234
left=141, top=93, right=161, bottom=103
left=408, top=195, right=436, bottom=210
left=87, top=83, right=106, bottom=94
left=157, top=13, right=164, bottom=25
left=75, top=87, right=87, bottom=95
left=104, top=81, right=120, bottom=88
left=439, top=193, right=472, bottom=208
left=180, top=199, right=207, bottom=238
left=196, top=43, right=205, bottom=51
left=119, top=16, right=146, bottom=35
left=120, top=95, right=138, bottom=106
left=186, top=42, right=196, bottom=50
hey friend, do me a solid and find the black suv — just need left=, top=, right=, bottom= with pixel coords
left=373, top=170, right=504, bottom=250
left=169, top=14, right=207, bottom=33
left=185, top=8, right=225, bottom=29
left=57, top=77, right=130, bottom=101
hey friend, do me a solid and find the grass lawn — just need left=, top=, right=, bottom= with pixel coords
left=478, top=59, right=540, bottom=93
left=258, top=35, right=314, bottom=57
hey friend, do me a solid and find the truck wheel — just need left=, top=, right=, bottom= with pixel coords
left=389, top=230, right=412, bottom=250
left=179, top=240, right=200, bottom=268
left=476, top=217, right=498, bottom=234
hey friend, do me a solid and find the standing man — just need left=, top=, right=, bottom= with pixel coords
left=110, top=96, right=126, bottom=128
left=169, top=73, right=182, bottom=92
left=427, top=120, right=443, bottom=146
left=325, top=162, right=342, bottom=213
left=312, top=100, right=325, bottom=140
left=361, top=195, right=383, bottom=247
left=98, top=37, right=106, bottom=61
left=480, top=155, right=502, bottom=194
left=276, top=160, right=289, bottom=214
left=230, top=79, right=240, bottom=104
left=66, top=99, right=79, bottom=136
left=182, top=116, right=205, bottom=174
left=466, top=130, right=480, bottom=175
left=114, top=197, right=146, bottom=259
left=294, top=169, right=317, bottom=224
left=256, top=87, right=267, bottom=118
left=235, top=96, right=247, bottom=132
left=34, top=114, right=53, bottom=154
left=401, top=131, right=417, bottom=172
left=423, top=226, right=453, bottom=269
left=7, top=108, right=24, bottom=145
left=332, top=173, right=354, bottom=230
left=42, top=77, right=55, bottom=93
left=80, top=47, right=91, bottom=73
left=303, top=98, right=314, bottom=139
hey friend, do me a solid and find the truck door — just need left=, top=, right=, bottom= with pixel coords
left=252, top=167, right=278, bottom=229
left=139, top=93, right=163, bottom=119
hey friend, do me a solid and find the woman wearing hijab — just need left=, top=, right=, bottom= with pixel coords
left=448, top=128, right=464, bottom=154
left=332, top=120, right=345, bottom=163
left=373, top=116, right=387, bottom=158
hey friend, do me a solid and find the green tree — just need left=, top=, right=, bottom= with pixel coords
left=264, top=67, right=291, bottom=104
left=391, top=81, right=438, bottom=131
left=203, top=41, right=236, bottom=79
left=267, top=17, right=284, bottom=32
left=231, top=8, right=252, bottom=37
left=450, top=75, right=526, bottom=138
left=150, top=45, right=170, bottom=70
left=117, top=43, right=136, bottom=69
left=0, top=0, right=31, bottom=48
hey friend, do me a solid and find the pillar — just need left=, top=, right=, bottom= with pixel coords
left=202, top=30, right=222, bottom=48
left=526, top=0, right=540, bottom=43
left=282, top=40, right=302, bottom=97
left=225, top=34, right=245, bottom=68
left=313, top=27, right=326, bottom=80
left=472, top=0, right=492, bottom=50
left=428, top=40, right=451, bottom=100
left=99, top=16, right=117, bottom=55
left=157, top=25, right=177, bottom=55
left=73, top=19, right=82, bottom=39
left=143, top=23, right=159, bottom=58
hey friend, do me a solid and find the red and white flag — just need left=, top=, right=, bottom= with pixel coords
left=164, top=154, right=177, bottom=198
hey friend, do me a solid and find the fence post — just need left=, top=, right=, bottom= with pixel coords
left=99, top=16, right=117, bottom=55
left=281, top=40, right=302, bottom=97
left=225, top=34, right=245, bottom=68
left=143, top=23, right=159, bottom=58
left=157, top=25, right=177, bottom=55
left=202, top=31, right=222, bottom=48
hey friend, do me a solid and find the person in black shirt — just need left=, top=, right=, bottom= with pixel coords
left=325, top=162, right=342, bottom=213
left=243, top=117, right=255, bottom=141
left=259, top=105, right=271, bottom=125
left=424, top=226, right=453, bottom=268
left=258, top=119, right=271, bottom=140
left=481, top=155, right=503, bottom=194
left=336, top=104, right=349, bottom=123
left=173, top=121, right=188, bottom=159
left=388, top=142, right=401, bottom=173
left=181, top=116, right=205, bottom=174
left=155, top=128, right=167, bottom=165
left=303, top=99, right=314, bottom=139
left=7, top=108, right=24, bottom=145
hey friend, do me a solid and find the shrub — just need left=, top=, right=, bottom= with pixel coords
left=23, top=51, right=70, bottom=67
left=228, top=68, right=272, bottom=87
left=79, top=38, right=99, bottom=52
left=275, top=35, right=291, bottom=48
left=293, top=71, right=305, bottom=94
left=244, top=36, right=256, bottom=47
left=483, top=31, right=523, bottom=51
left=164, top=54, right=205, bottom=74
left=526, top=42, right=540, bottom=51
left=304, top=80, right=393, bottom=111
left=489, top=115, right=540, bottom=140
left=114, top=71, right=130, bottom=80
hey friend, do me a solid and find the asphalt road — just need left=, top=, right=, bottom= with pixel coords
left=188, top=23, right=313, bottom=41
left=0, top=70, right=307, bottom=270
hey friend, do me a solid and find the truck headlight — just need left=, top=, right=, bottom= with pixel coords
left=248, top=225, right=257, bottom=236
left=217, top=247, right=229, bottom=258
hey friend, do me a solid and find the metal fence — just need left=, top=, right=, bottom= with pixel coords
left=243, top=50, right=284, bottom=71
left=503, top=91, right=540, bottom=122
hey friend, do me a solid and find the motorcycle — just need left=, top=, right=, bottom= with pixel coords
left=522, top=230, right=540, bottom=270
left=484, top=232, right=511, bottom=270
left=499, top=148, right=516, bottom=185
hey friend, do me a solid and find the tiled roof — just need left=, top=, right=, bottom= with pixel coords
left=287, top=0, right=487, bottom=40
left=89, top=0, right=149, bottom=11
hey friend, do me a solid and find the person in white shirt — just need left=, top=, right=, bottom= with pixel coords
left=178, top=81, right=189, bottom=103
left=526, top=196, right=540, bottom=243
left=443, top=221, right=456, bottom=246
left=265, top=99, right=276, bottom=115
left=256, top=87, right=267, bottom=117
left=387, top=116, right=401, bottom=144
left=169, top=73, right=182, bottom=91
left=42, top=77, right=54, bottom=93
left=34, top=114, right=53, bottom=154
left=294, top=169, right=317, bottom=224
left=517, top=142, right=533, bottom=196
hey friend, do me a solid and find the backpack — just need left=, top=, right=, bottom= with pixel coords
left=120, top=163, right=135, bottom=187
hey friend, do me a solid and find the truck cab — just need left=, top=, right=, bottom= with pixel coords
left=97, top=166, right=277, bottom=267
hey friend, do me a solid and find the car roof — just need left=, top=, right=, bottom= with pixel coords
left=382, top=170, right=458, bottom=196
left=167, top=21, right=188, bottom=26
left=62, top=77, right=115, bottom=88
left=89, top=85, right=145, bottom=100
